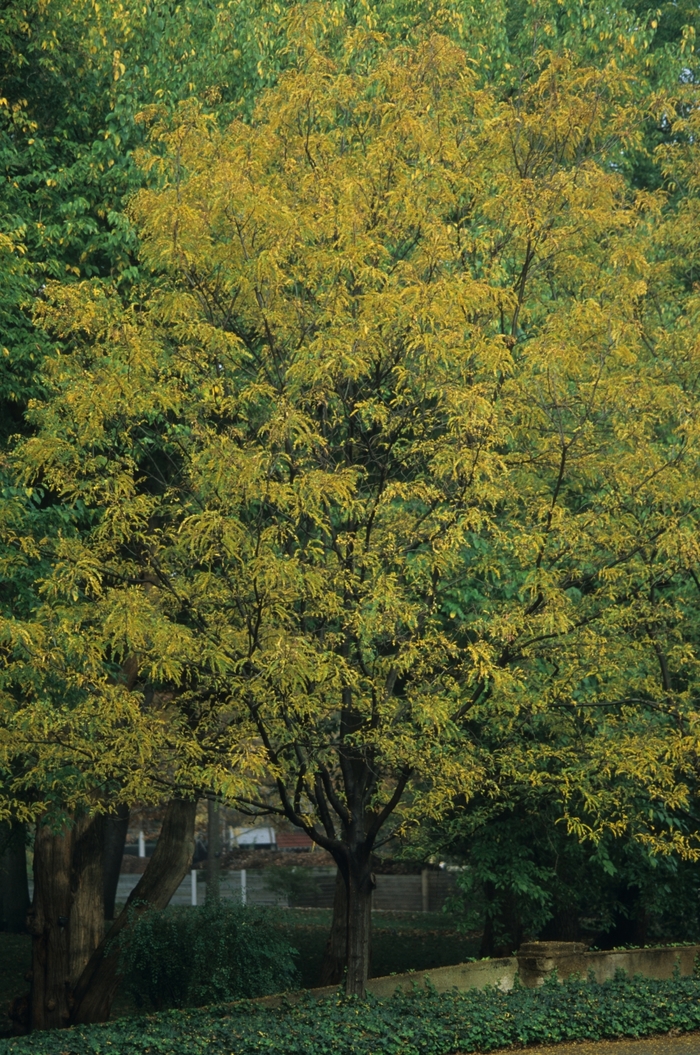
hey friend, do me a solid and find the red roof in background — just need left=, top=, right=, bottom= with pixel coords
left=276, top=830, right=313, bottom=849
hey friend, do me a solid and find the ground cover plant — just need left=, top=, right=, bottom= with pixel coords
left=4, top=974, right=700, bottom=1054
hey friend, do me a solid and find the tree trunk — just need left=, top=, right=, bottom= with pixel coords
left=28, top=822, right=74, bottom=1031
left=345, top=866, right=374, bottom=997
left=479, top=914, right=494, bottom=958
left=0, top=821, right=30, bottom=933
left=540, top=905, right=580, bottom=942
left=319, top=867, right=347, bottom=986
left=69, top=815, right=105, bottom=987
left=103, top=805, right=129, bottom=921
left=478, top=880, right=521, bottom=957
left=70, top=797, right=196, bottom=1025
left=206, top=799, right=220, bottom=903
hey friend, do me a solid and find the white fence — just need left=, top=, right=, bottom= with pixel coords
left=30, top=867, right=456, bottom=912
left=114, top=867, right=456, bottom=911
left=115, top=868, right=287, bottom=908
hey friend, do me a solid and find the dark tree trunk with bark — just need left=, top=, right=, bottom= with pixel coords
left=479, top=921, right=493, bottom=958
left=0, top=821, right=30, bottom=933
left=69, top=815, right=105, bottom=987
left=103, top=806, right=129, bottom=921
left=345, top=864, right=374, bottom=996
left=319, top=867, right=347, bottom=985
left=71, top=798, right=196, bottom=1026
left=320, top=861, right=375, bottom=991
left=28, top=814, right=107, bottom=1031
left=28, top=822, right=74, bottom=1031
left=596, top=884, right=647, bottom=949
left=248, top=707, right=410, bottom=994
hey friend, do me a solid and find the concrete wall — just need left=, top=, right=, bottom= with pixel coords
left=115, top=866, right=457, bottom=912
left=257, top=942, right=700, bottom=1009
left=291, top=869, right=457, bottom=911
left=289, top=868, right=336, bottom=908
left=373, top=871, right=456, bottom=912
left=516, top=940, right=699, bottom=987
left=366, top=956, right=517, bottom=997
left=366, top=942, right=700, bottom=999
left=584, top=944, right=698, bottom=983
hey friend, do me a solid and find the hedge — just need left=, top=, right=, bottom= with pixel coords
left=3, top=973, right=700, bottom=1055
left=118, top=902, right=299, bottom=1009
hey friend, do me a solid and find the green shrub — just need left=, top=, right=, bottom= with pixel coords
left=117, top=901, right=298, bottom=1009
left=5, top=973, right=700, bottom=1055
left=262, top=866, right=323, bottom=906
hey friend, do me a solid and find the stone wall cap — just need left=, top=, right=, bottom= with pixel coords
left=518, top=941, right=588, bottom=956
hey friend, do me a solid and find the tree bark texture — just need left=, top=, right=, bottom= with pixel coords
left=103, top=805, right=129, bottom=921
left=345, top=865, right=375, bottom=996
left=0, top=821, right=30, bottom=933
left=69, top=815, right=105, bottom=987
left=319, top=867, right=347, bottom=986
left=28, top=822, right=74, bottom=1031
left=71, top=797, right=196, bottom=1026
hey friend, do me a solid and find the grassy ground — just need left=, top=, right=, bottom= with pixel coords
left=0, top=909, right=478, bottom=1030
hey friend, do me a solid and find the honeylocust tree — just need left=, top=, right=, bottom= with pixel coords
left=8, top=31, right=700, bottom=998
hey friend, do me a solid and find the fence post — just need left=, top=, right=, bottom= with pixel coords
left=241, top=868, right=247, bottom=906
left=191, top=869, right=197, bottom=907
left=138, top=830, right=146, bottom=858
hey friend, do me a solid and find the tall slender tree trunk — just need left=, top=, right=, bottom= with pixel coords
left=103, top=805, right=129, bottom=921
left=69, top=815, right=105, bottom=987
left=478, top=881, right=522, bottom=957
left=319, top=867, right=347, bottom=985
left=206, top=799, right=220, bottom=903
left=345, top=864, right=374, bottom=997
left=28, top=822, right=74, bottom=1031
left=0, top=821, right=30, bottom=933
left=71, top=797, right=196, bottom=1026
left=479, top=913, right=495, bottom=959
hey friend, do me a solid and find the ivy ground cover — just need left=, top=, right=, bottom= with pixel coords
left=3, top=974, right=700, bottom=1055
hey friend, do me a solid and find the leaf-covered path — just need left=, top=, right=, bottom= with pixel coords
left=491, top=1032, right=700, bottom=1054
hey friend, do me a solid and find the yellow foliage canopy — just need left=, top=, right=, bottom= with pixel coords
left=1, top=36, right=699, bottom=855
